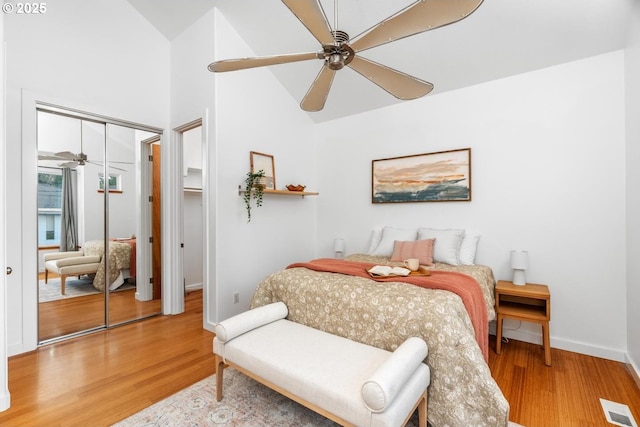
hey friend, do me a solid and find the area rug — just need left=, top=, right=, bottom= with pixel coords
left=113, top=368, right=526, bottom=427
left=39, top=277, right=136, bottom=303
left=39, top=277, right=100, bottom=302
left=112, top=367, right=419, bottom=427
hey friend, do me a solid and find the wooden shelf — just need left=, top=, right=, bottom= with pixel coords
left=238, top=186, right=318, bottom=198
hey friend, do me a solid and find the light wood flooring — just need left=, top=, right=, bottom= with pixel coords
left=0, top=290, right=638, bottom=427
left=38, top=272, right=162, bottom=341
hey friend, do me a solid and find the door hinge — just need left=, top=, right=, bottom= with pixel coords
left=149, top=236, right=153, bottom=243
left=149, top=277, right=153, bottom=284
left=148, top=155, right=153, bottom=161
left=148, top=195, right=153, bottom=202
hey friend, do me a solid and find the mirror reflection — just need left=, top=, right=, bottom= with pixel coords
left=37, top=110, right=161, bottom=342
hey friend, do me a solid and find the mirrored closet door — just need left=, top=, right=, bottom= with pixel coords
left=37, top=113, right=107, bottom=340
left=37, top=108, right=162, bottom=343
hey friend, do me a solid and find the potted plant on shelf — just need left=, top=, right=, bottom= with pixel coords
left=244, top=169, right=266, bottom=222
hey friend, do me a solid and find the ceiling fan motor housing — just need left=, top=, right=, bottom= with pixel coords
left=324, top=30, right=354, bottom=70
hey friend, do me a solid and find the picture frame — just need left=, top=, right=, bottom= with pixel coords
left=250, top=151, right=276, bottom=190
left=372, top=148, right=471, bottom=203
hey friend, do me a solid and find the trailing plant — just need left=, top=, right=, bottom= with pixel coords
left=244, top=170, right=266, bottom=223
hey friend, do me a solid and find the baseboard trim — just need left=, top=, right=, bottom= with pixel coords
left=489, top=321, right=627, bottom=362
left=185, top=283, right=203, bottom=293
left=626, top=357, right=640, bottom=389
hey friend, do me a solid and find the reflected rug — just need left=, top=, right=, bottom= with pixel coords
left=38, top=277, right=99, bottom=302
left=39, top=277, right=136, bottom=303
left=112, top=367, right=419, bottom=427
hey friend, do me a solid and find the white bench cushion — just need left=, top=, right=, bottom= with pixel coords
left=214, top=318, right=430, bottom=427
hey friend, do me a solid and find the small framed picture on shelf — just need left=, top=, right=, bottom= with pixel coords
left=250, top=151, right=276, bottom=190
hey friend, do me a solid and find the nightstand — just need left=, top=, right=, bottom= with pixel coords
left=495, top=280, right=551, bottom=366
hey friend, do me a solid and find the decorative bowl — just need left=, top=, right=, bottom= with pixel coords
left=286, top=184, right=306, bottom=192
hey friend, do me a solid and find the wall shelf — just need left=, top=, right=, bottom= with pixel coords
left=237, top=185, right=318, bottom=198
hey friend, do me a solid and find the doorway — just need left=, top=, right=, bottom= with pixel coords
left=177, top=120, right=204, bottom=299
left=36, top=106, right=163, bottom=343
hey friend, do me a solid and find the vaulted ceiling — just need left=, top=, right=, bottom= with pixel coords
left=127, top=0, right=635, bottom=122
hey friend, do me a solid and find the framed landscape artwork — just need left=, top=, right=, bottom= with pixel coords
left=372, top=148, right=471, bottom=203
left=250, top=151, right=276, bottom=190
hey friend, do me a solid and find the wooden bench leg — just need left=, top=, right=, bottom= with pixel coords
left=418, top=391, right=427, bottom=427
left=60, top=275, right=67, bottom=295
left=215, top=354, right=225, bottom=401
left=45, top=270, right=49, bottom=284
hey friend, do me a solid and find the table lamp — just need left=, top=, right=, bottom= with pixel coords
left=334, top=238, right=345, bottom=259
left=510, top=250, right=529, bottom=285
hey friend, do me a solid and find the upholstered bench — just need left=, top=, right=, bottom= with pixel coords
left=213, top=302, right=430, bottom=427
left=44, top=250, right=102, bottom=295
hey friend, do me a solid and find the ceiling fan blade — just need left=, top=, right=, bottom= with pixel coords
left=348, top=56, right=433, bottom=100
left=301, top=65, right=336, bottom=112
left=281, top=0, right=334, bottom=45
left=350, top=0, right=484, bottom=53
left=90, top=161, right=127, bottom=172
left=208, top=52, right=318, bottom=73
left=59, top=161, right=78, bottom=169
left=54, top=151, right=77, bottom=159
left=38, top=152, right=65, bottom=161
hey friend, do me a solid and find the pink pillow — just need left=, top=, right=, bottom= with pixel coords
left=390, top=239, right=435, bottom=266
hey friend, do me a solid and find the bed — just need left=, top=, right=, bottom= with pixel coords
left=82, top=239, right=133, bottom=291
left=249, top=227, right=510, bottom=427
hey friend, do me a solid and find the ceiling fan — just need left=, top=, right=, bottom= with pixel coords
left=38, top=121, right=132, bottom=172
left=208, top=0, right=484, bottom=111
left=38, top=151, right=130, bottom=172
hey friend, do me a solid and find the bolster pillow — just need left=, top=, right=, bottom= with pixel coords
left=215, top=302, right=288, bottom=343
left=53, top=256, right=102, bottom=267
left=361, top=336, right=428, bottom=412
left=44, top=251, right=84, bottom=261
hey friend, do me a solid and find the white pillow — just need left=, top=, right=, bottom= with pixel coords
left=417, top=228, right=465, bottom=265
left=459, top=231, right=481, bottom=265
left=371, top=227, right=417, bottom=257
left=367, top=225, right=385, bottom=255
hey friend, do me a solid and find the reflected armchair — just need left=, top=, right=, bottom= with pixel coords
left=44, top=250, right=102, bottom=295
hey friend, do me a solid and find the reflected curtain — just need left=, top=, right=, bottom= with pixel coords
left=59, top=167, right=78, bottom=251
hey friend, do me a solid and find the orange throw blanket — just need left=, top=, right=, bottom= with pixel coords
left=287, top=258, right=489, bottom=361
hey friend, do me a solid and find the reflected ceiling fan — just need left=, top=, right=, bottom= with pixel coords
left=38, top=122, right=132, bottom=172
left=208, top=0, right=484, bottom=111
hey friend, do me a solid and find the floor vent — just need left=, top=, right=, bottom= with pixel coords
left=600, top=398, right=638, bottom=427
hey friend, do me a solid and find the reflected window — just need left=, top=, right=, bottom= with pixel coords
left=37, top=169, right=62, bottom=246
left=98, top=173, right=121, bottom=192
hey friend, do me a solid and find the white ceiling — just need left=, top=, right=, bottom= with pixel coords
left=127, top=0, right=635, bottom=122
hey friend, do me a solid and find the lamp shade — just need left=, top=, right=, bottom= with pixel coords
left=510, top=250, right=529, bottom=269
left=333, top=238, right=345, bottom=254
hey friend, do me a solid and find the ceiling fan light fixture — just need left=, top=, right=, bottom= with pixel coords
left=327, top=52, right=344, bottom=70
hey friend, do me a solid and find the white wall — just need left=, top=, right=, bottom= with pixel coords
left=172, top=8, right=319, bottom=327
left=4, top=0, right=170, bottom=355
left=625, top=2, right=640, bottom=373
left=316, top=51, right=628, bottom=361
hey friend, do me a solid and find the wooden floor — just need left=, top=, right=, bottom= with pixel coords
left=0, top=290, right=215, bottom=427
left=489, top=335, right=640, bottom=427
left=38, top=272, right=162, bottom=341
left=0, top=292, right=639, bottom=427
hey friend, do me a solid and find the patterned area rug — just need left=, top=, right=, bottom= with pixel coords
left=39, top=277, right=100, bottom=302
left=39, top=277, right=136, bottom=303
left=112, top=367, right=420, bottom=427
left=113, top=368, right=526, bottom=427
